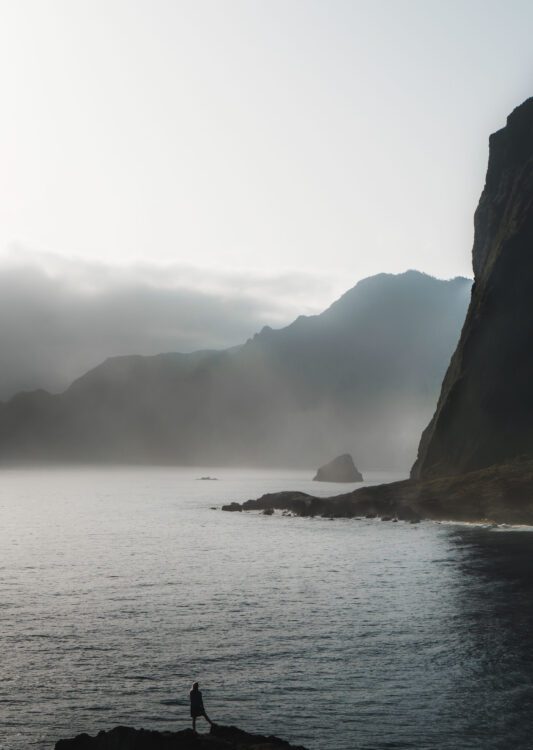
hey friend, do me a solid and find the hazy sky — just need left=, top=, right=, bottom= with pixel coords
left=1, top=1, right=532, bottom=283
left=0, top=0, right=531, bottom=395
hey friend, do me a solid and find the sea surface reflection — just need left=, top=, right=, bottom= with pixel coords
left=0, top=468, right=532, bottom=750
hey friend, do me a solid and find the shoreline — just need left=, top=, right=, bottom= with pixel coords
left=222, top=459, right=533, bottom=526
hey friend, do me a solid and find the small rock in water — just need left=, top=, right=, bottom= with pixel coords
left=262, top=508, right=274, bottom=515
left=313, top=454, right=363, bottom=483
left=221, top=502, right=242, bottom=512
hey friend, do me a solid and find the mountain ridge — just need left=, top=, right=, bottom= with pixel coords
left=0, top=270, right=470, bottom=469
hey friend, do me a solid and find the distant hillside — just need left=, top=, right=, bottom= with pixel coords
left=0, top=271, right=470, bottom=470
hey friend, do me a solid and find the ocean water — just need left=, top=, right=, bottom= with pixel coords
left=1, top=467, right=533, bottom=750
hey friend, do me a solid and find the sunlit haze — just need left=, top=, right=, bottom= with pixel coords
left=0, top=0, right=532, bottom=396
left=1, top=0, right=532, bottom=283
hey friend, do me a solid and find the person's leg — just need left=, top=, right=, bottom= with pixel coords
left=203, top=711, right=213, bottom=726
left=192, top=716, right=197, bottom=732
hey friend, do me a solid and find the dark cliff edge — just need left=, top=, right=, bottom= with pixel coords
left=412, top=97, right=533, bottom=479
left=55, top=724, right=308, bottom=750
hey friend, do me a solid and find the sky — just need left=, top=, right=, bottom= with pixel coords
left=0, top=0, right=532, bottom=395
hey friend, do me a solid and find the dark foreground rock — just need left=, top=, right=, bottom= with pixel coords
left=234, top=459, right=533, bottom=525
left=55, top=724, right=308, bottom=750
left=313, top=454, right=363, bottom=482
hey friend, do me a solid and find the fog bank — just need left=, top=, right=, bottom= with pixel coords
left=0, top=250, right=332, bottom=399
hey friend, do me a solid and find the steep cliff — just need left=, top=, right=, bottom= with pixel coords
left=412, top=98, right=533, bottom=479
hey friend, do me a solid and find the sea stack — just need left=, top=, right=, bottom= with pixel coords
left=313, top=454, right=363, bottom=483
left=412, top=97, right=533, bottom=480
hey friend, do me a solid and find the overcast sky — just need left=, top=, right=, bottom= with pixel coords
left=0, top=0, right=532, bottom=396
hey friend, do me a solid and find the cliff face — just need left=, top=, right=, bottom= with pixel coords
left=412, top=98, right=533, bottom=479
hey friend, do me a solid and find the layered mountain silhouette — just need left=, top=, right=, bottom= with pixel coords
left=0, top=270, right=470, bottom=468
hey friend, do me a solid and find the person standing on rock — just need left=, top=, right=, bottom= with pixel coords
left=190, top=681, right=213, bottom=731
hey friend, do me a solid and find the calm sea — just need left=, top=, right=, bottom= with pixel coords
left=1, top=467, right=532, bottom=750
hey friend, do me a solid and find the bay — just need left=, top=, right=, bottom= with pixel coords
left=1, top=467, right=532, bottom=750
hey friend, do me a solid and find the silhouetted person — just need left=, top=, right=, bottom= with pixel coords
left=190, top=681, right=213, bottom=731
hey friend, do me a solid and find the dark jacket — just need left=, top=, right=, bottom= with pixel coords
left=190, top=689, right=205, bottom=717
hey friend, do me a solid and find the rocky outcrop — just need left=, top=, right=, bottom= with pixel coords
left=313, top=453, right=363, bottom=482
left=55, top=724, right=308, bottom=750
left=232, top=458, right=533, bottom=524
left=412, top=98, right=533, bottom=479
left=221, top=502, right=243, bottom=512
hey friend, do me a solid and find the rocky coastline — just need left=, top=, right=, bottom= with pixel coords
left=55, top=724, right=308, bottom=750
left=223, top=458, right=533, bottom=525
left=225, top=98, right=533, bottom=527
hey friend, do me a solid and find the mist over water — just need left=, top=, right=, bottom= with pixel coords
left=0, top=271, right=471, bottom=472
left=1, top=468, right=533, bottom=750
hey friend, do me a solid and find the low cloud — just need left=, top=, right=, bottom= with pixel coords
left=0, top=249, right=334, bottom=399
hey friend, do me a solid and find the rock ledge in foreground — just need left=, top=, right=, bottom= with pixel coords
left=313, top=454, right=363, bottom=483
left=55, top=724, right=309, bottom=750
